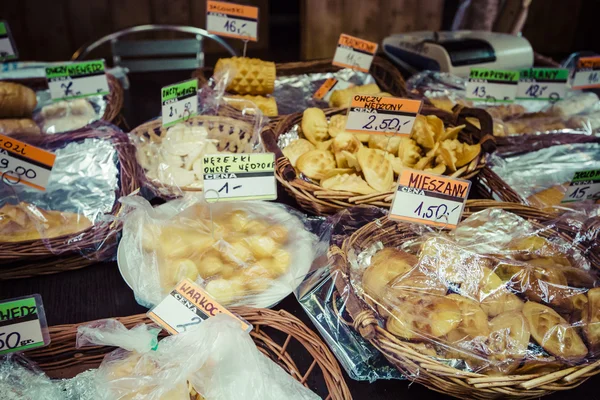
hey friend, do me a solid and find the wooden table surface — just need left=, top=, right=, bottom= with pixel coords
left=2, top=70, right=600, bottom=399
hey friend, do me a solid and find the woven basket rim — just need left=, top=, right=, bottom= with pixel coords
left=0, top=125, right=140, bottom=270
left=264, top=106, right=494, bottom=215
left=330, top=199, right=600, bottom=399
left=27, top=307, right=352, bottom=400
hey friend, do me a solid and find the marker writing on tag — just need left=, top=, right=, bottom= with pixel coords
left=466, top=68, right=518, bottom=104
left=562, top=169, right=600, bottom=203
left=332, top=34, right=377, bottom=73
left=516, top=68, right=568, bottom=102
left=45, top=60, right=110, bottom=101
left=345, top=96, right=422, bottom=136
left=161, top=79, right=198, bottom=127
left=206, top=0, right=259, bottom=42
left=0, top=295, right=50, bottom=355
left=0, top=134, right=55, bottom=191
left=572, top=57, right=600, bottom=90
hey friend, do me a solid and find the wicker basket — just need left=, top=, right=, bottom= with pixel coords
left=0, top=126, right=140, bottom=280
left=263, top=105, right=495, bottom=215
left=26, top=307, right=352, bottom=400
left=130, top=115, right=257, bottom=199
left=192, top=56, right=408, bottom=124
left=473, top=133, right=600, bottom=204
left=329, top=200, right=600, bottom=399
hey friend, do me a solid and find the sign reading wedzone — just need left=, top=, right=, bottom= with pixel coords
left=0, top=133, right=56, bottom=191
left=562, top=169, right=600, bottom=203
left=572, top=57, right=600, bottom=90
left=0, top=21, right=18, bottom=61
left=516, top=68, right=569, bottom=102
left=345, top=95, right=422, bottom=136
left=466, top=68, right=518, bottom=103
left=0, top=295, right=50, bottom=355
left=161, top=79, right=199, bottom=127
left=390, top=169, right=471, bottom=229
left=202, top=153, right=276, bottom=202
left=206, top=0, right=259, bottom=42
left=147, top=279, right=252, bottom=334
left=45, top=60, right=110, bottom=101
left=332, top=34, right=378, bottom=73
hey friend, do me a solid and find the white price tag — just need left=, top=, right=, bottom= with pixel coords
left=0, top=21, right=18, bottom=61
left=571, top=57, right=600, bottom=89
left=206, top=0, right=259, bottom=42
left=516, top=68, right=569, bottom=102
left=562, top=169, right=600, bottom=203
left=45, top=60, right=110, bottom=101
left=345, top=95, right=422, bottom=136
left=0, top=295, right=50, bottom=355
left=0, top=134, right=55, bottom=191
left=466, top=68, right=518, bottom=104
left=202, top=153, right=276, bottom=202
left=161, top=79, right=198, bottom=127
left=332, top=34, right=377, bottom=73
left=390, top=169, right=471, bottom=229
left=148, top=279, right=252, bottom=335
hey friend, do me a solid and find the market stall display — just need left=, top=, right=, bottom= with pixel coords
left=264, top=105, right=494, bottom=215
left=24, top=308, right=351, bottom=399
left=0, top=124, right=139, bottom=280
left=324, top=201, right=600, bottom=399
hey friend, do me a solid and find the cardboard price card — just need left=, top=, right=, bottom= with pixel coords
left=0, top=134, right=56, bottom=191
left=345, top=95, right=422, bottom=136
left=332, top=34, right=378, bottom=73
left=466, top=68, right=518, bottom=104
left=0, top=20, right=18, bottom=61
left=206, top=0, right=259, bottom=42
left=313, top=78, right=354, bottom=102
left=148, top=279, right=252, bottom=334
left=390, top=169, right=471, bottom=229
left=516, top=68, right=569, bottom=102
left=0, top=295, right=50, bottom=355
left=202, top=153, right=276, bottom=202
left=45, top=60, right=110, bottom=101
left=161, top=79, right=198, bottom=127
left=562, top=169, right=600, bottom=203
left=572, top=57, right=600, bottom=89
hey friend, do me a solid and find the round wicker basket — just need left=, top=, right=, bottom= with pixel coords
left=130, top=115, right=257, bottom=199
left=329, top=200, right=600, bottom=399
left=263, top=105, right=495, bottom=216
left=26, top=307, right=352, bottom=400
left=0, top=126, right=140, bottom=280
left=103, top=73, right=125, bottom=125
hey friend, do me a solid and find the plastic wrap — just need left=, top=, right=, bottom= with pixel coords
left=0, top=354, right=63, bottom=399
left=0, top=123, right=127, bottom=260
left=489, top=142, right=600, bottom=207
left=77, top=315, right=320, bottom=400
left=117, top=195, right=318, bottom=309
left=35, top=97, right=105, bottom=134
left=407, top=70, right=600, bottom=136
left=312, top=205, right=600, bottom=379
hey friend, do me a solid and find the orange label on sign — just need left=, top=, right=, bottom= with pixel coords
left=0, top=134, right=55, bottom=167
left=332, top=34, right=378, bottom=72
left=147, top=278, right=251, bottom=335
left=577, top=57, right=600, bottom=70
left=389, top=169, right=471, bottom=229
left=207, top=0, right=258, bottom=19
left=0, top=134, right=56, bottom=191
left=338, top=34, right=377, bottom=54
left=313, top=78, right=338, bottom=100
left=349, top=95, right=422, bottom=114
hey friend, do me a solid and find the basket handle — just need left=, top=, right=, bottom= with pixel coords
left=260, top=128, right=296, bottom=182
left=454, top=106, right=497, bottom=154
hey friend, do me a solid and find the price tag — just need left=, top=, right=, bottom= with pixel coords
left=345, top=95, right=422, bottom=136
left=148, top=279, right=252, bottom=334
left=332, top=34, right=378, bottom=73
left=562, top=169, right=600, bottom=203
left=0, top=295, right=50, bottom=355
left=572, top=57, right=600, bottom=90
left=206, top=0, right=259, bottom=42
left=202, top=153, right=276, bottom=202
left=466, top=68, right=518, bottom=104
left=0, top=21, right=18, bottom=61
left=45, top=60, right=110, bottom=101
left=517, top=68, right=569, bottom=102
left=0, top=134, right=56, bottom=191
left=161, top=79, right=198, bottom=128
left=390, top=169, right=471, bottom=229
left=313, top=78, right=355, bottom=102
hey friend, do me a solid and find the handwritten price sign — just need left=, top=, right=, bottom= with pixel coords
left=0, top=295, right=50, bottom=355
left=572, top=57, right=600, bottom=90
left=332, top=34, right=377, bottom=73
left=390, top=169, right=471, bottom=229
left=466, top=68, right=518, bottom=104
left=562, top=169, right=600, bottom=203
left=45, top=60, right=109, bottom=101
left=161, top=79, right=198, bottom=127
left=345, top=95, right=422, bottom=136
left=206, top=0, right=258, bottom=42
left=516, top=68, right=568, bottom=102
left=0, top=134, right=55, bottom=191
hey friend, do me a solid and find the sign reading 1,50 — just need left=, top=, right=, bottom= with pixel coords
left=224, top=19, right=247, bottom=35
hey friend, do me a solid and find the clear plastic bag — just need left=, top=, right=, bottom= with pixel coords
left=0, top=354, right=63, bottom=399
left=36, top=97, right=104, bottom=134
left=407, top=70, right=600, bottom=136
left=117, top=195, right=318, bottom=309
left=77, top=314, right=321, bottom=400
left=0, top=123, right=129, bottom=261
